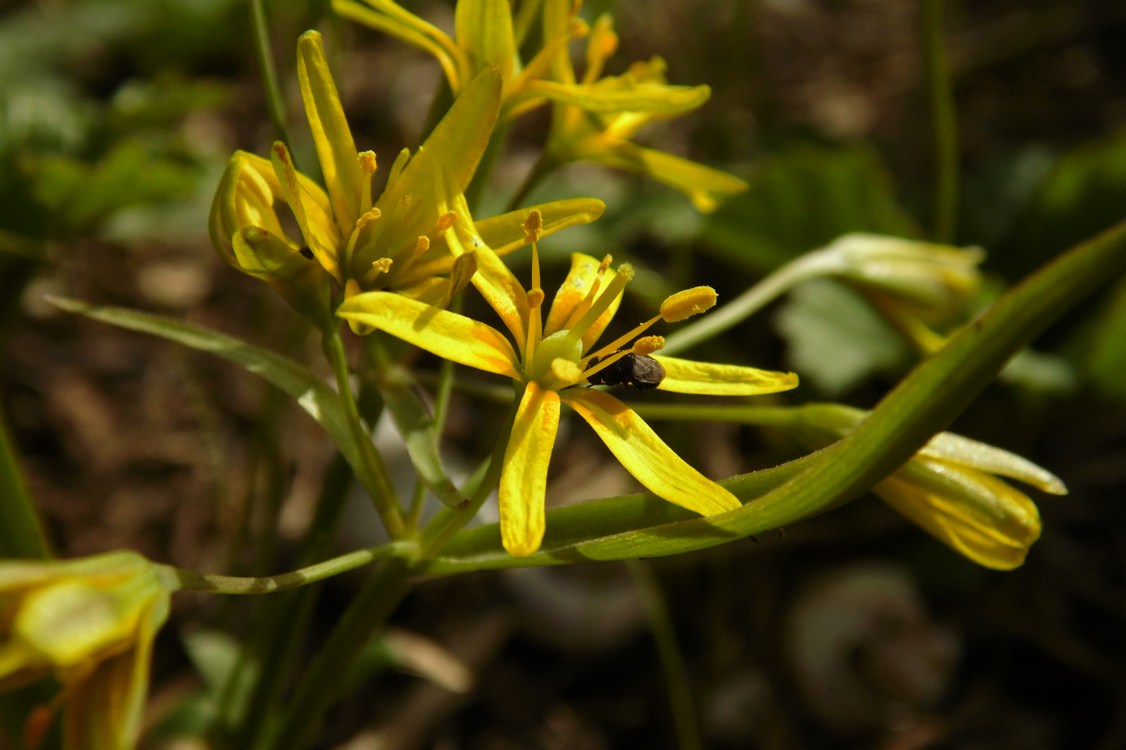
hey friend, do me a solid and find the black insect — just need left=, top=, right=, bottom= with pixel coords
left=586, top=353, right=666, bottom=390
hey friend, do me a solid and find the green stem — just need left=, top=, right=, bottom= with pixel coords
left=161, top=544, right=401, bottom=594
left=0, top=403, right=50, bottom=559
left=661, top=251, right=839, bottom=355
left=633, top=403, right=805, bottom=430
left=270, top=559, right=414, bottom=749
left=626, top=559, right=703, bottom=750
left=323, top=328, right=406, bottom=536
left=250, top=0, right=291, bottom=149
left=922, top=0, right=958, bottom=243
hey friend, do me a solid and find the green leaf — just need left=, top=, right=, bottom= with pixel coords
left=0, top=404, right=51, bottom=559
left=775, top=279, right=910, bottom=396
left=700, top=143, right=918, bottom=272
left=374, top=352, right=467, bottom=509
left=47, top=297, right=369, bottom=481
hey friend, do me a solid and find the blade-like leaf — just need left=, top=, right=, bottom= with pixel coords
left=47, top=297, right=366, bottom=477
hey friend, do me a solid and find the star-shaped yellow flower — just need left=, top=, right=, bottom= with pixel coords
left=0, top=551, right=173, bottom=749
left=211, top=30, right=605, bottom=321
left=338, top=212, right=797, bottom=556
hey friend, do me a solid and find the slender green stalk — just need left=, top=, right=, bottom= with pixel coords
left=922, top=0, right=959, bottom=243
left=661, top=251, right=840, bottom=355
left=633, top=403, right=806, bottom=430
left=0, top=405, right=50, bottom=559
left=323, top=328, right=406, bottom=536
left=626, top=559, right=703, bottom=750
left=162, top=544, right=400, bottom=594
left=270, top=559, right=414, bottom=749
left=250, top=0, right=291, bottom=148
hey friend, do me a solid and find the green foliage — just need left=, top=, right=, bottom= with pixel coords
left=701, top=144, right=919, bottom=272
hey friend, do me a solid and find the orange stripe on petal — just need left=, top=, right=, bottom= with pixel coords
left=563, top=389, right=740, bottom=516
left=337, top=292, right=521, bottom=379
left=499, top=383, right=561, bottom=556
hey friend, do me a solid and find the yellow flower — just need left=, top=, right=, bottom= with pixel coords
left=0, top=551, right=173, bottom=749
left=210, top=30, right=605, bottom=318
left=338, top=211, right=798, bottom=556
left=797, top=404, right=1066, bottom=570
left=334, top=0, right=747, bottom=211
left=538, top=1, right=748, bottom=212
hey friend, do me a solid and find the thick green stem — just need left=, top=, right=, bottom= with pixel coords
left=922, top=0, right=959, bottom=242
left=323, top=328, right=406, bottom=536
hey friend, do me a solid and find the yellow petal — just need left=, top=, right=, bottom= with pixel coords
left=876, top=474, right=1040, bottom=570
left=544, top=253, right=620, bottom=348
left=297, top=30, right=366, bottom=233
left=499, top=382, right=560, bottom=556
left=269, top=143, right=343, bottom=282
left=594, top=142, right=748, bottom=213
left=917, top=431, right=1067, bottom=495
left=332, top=0, right=468, bottom=92
left=448, top=222, right=530, bottom=350
left=472, top=198, right=606, bottom=256
left=337, top=292, right=521, bottom=379
left=455, top=0, right=516, bottom=80
left=531, top=79, right=711, bottom=115
left=563, top=389, right=741, bottom=516
left=653, top=356, right=798, bottom=396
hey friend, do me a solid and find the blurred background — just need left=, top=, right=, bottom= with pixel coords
left=3, top=0, right=1126, bottom=747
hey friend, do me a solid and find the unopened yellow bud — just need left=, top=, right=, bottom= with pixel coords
left=632, top=336, right=664, bottom=355
left=661, top=286, right=716, bottom=322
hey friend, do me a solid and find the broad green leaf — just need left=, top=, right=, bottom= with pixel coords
left=775, top=279, right=910, bottom=396
left=47, top=297, right=367, bottom=479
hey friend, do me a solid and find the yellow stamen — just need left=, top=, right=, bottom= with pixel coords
left=435, top=211, right=457, bottom=232
left=660, top=286, right=717, bottom=322
left=357, top=150, right=377, bottom=213
left=632, top=335, right=664, bottom=355
left=523, top=209, right=544, bottom=245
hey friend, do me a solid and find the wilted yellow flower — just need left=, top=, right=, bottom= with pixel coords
left=210, top=30, right=605, bottom=321
left=796, top=404, right=1066, bottom=570
left=339, top=211, right=797, bottom=556
left=0, top=551, right=173, bottom=749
